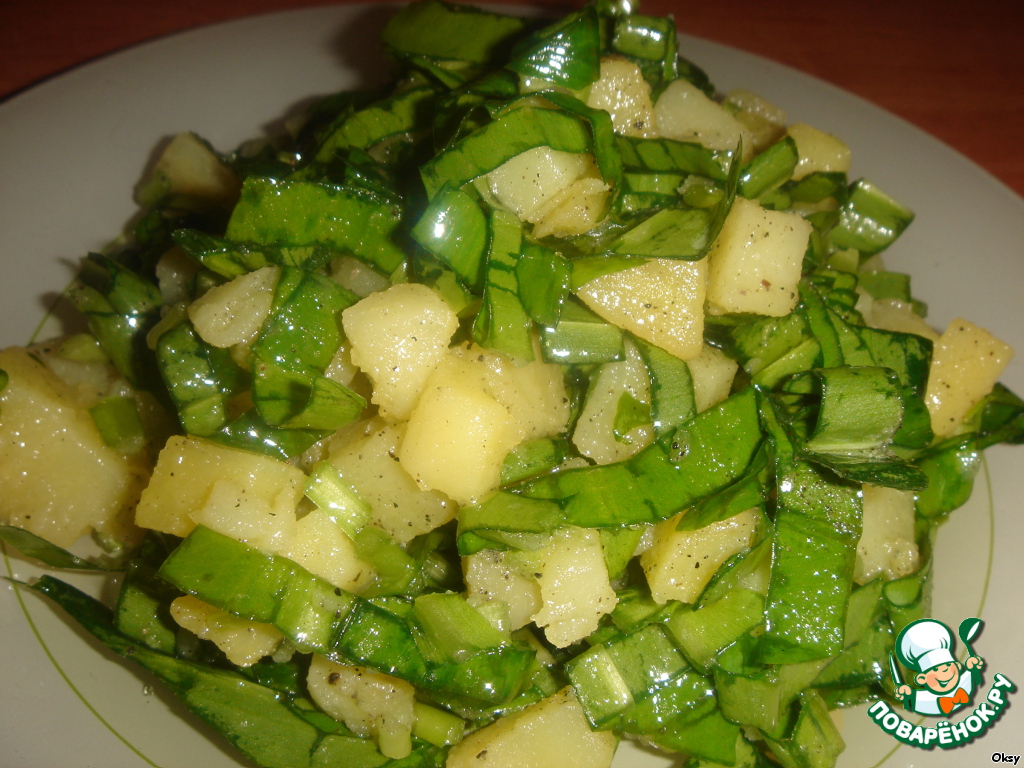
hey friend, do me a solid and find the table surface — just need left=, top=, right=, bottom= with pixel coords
left=3, top=0, right=1024, bottom=200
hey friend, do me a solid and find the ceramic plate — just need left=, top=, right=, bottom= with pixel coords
left=1, top=5, right=1022, bottom=767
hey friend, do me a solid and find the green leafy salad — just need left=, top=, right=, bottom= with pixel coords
left=2, top=1, right=1024, bottom=767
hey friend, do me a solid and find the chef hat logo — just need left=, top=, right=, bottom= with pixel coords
left=895, top=618, right=957, bottom=673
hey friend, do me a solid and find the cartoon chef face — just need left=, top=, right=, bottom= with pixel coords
left=896, top=619, right=962, bottom=693
left=915, top=660, right=964, bottom=694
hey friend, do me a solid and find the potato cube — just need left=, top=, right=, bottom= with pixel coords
left=170, top=595, right=283, bottom=667
left=307, top=655, right=416, bottom=760
left=706, top=197, right=811, bottom=317
left=189, top=478, right=297, bottom=552
left=577, top=257, right=708, bottom=361
left=532, top=527, right=617, bottom=648
left=276, top=509, right=373, bottom=593
left=135, top=435, right=305, bottom=538
left=530, top=178, right=610, bottom=239
left=342, top=283, right=458, bottom=421
left=865, top=298, right=939, bottom=342
left=925, top=318, right=1014, bottom=438
left=464, top=550, right=542, bottom=631
left=399, top=357, right=518, bottom=505
left=0, top=347, right=146, bottom=547
left=687, top=344, right=739, bottom=412
left=586, top=57, right=655, bottom=137
left=787, top=123, right=852, bottom=181
left=654, top=78, right=753, bottom=158
left=188, top=265, right=279, bottom=348
left=854, top=485, right=919, bottom=584
left=487, top=147, right=596, bottom=221
left=641, top=508, right=758, bottom=604
left=446, top=687, right=617, bottom=768
left=329, top=420, right=455, bottom=544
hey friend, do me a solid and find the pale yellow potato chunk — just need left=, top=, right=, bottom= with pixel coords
left=307, top=655, right=416, bottom=760
left=155, top=246, right=201, bottom=305
left=342, top=283, right=458, bottom=421
left=532, top=527, right=618, bottom=648
left=577, top=257, right=708, bottom=361
left=687, top=344, right=739, bottom=413
left=139, top=132, right=241, bottom=211
left=854, top=485, right=919, bottom=585
left=190, top=478, right=297, bottom=553
left=655, top=78, right=753, bottom=159
left=330, top=254, right=391, bottom=298
left=641, top=508, right=758, bottom=604
left=530, top=178, right=610, bottom=239
left=446, top=687, right=617, bottom=768
left=573, top=340, right=652, bottom=465
left=865, top=298, right=939, bottom=342
left=399, top=357, right=518, bottom=505
left=723, top=89, right=787, bottom=155
left=488, top=147, right=596, bottom=221
left=706, top=197, right=811, bottom=317
left=586, top=57, right=655, bottom=137
left=464, top=549, right=542, bottom=632
left=787, top=123, right=852, bottom=181
left=188, top=265, right=279, bottom=348
left=135, top=435, right=305, bottom=538
left=277, top=509, right=373, bottom=593
left=329, top=420, right=455, bottom=544
left=0, top=347, right=147, bottom=548
left=925, top=318, right=1014, bottom=438
left=170, top=595, right=283, bottom=667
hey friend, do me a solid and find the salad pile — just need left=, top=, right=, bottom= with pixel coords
left=2, top=1, right=1023, bottom=767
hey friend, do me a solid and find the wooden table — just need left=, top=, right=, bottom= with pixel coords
left=3, top=0, right=1023, bottom=199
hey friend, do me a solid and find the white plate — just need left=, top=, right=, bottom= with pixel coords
left=1, top=5, right=1022, bottom=767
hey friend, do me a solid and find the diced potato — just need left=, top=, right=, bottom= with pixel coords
left=488, top=147, right=596, bottom=221
left=446, top=687, right=617, bottom=768
left=136, top=132, right=241, bottom=212
left=687, top=344, right=739, bottom=413
left=155, top=245, right=201, bottom=305
left=307, top=655, right=416, bottom=760
left=399, top=357, right=518, bottom=505
left=0, top=347, right=147, bottom=548
left=925, top=318, right=1014, bottom=438
left=464, top=549, right=542, bottom=631
left=342, top=283, right=459, bottom=421
left=865, top=298, right=939, bottom=342
left=530, top=178, right=610, bottom=239
left=577, top=257, right=708, bottom=361
left=330, top=254, right=391, bottom=298
left=641, top=508, right=758, bottom=604
left=135, top=435, right=305, bottom=538
left=586, top=57, right=655, bottom=137
left=532, top=527, right=617, bottom=648
left=277, top=509, right=373, bottom=593
left=189, top=478, right=297, bottom=553
left=170, top=595, right=283, bottom=667
left=854, top=485, right=919, bottom=584
left=723, top=89, right=787, bottom=155
left=450, top=343, right=570, bottom=443
left=573, top=339, right=652, bottom=465
left=786, top=123, right=852, bottom=181
left=654, top=78, right=753, bottom=159
left=329, top=419, right=455, bottom=544
left=188, top=265, right=279, bottom=348
left=706, top=197, right=811, bottom=317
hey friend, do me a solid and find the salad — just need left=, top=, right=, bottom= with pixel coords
left=1, top=1, right=1022, bottom=767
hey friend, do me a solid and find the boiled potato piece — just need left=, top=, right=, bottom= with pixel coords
left=277, top=509, right=373, bottom=593
left=787, top=123, right=852, bottom=181
left=586, top=57, right=655, bottom=137
left=573, top=340, right=652, bottom=465
left=155, top=245, right=201, bottom=305
left=330, top=254, right=390, bottom=298
left=925, top=318, right=1014, bottom=439
left=464, top=549, right=542, bottom=632
left=655, top=78, right=753, bottom=159
left=136, top=131, right=241, bottom=211
left=0, top=347, right=147, bottom=547
left=135, top=435, right=305, bottom=539
left=307, top=655, right=416, bottom=760
left=190, top=478, right=297, bottom=553
left=865, top=298, right=939, bottom=342
left=342, top=283, right=458, bottom=421
left=723, top=89, right=788, bottom=155
left=687, top=344, right=738, bottom=413
left=854, top=485, right=919, bottom=584
left=188, top=265, right=279, bottom=348
left=488, top=147, right=596, bottom=221
left=532, top=527, right=617, bottom=648
left=329, top=419, right=455, bottom=543
left=641, top=508, right=758, bottom=604
left=399, top=357, right=518, bottom=505
left=446, top=687, right=617, bottom=768
left=706, top=197, right=811, bottom=317
left=530, top=178, right=610, bottom=239
left=170, top=595, right=283, bottom=667
left=577, top=257, right=708, bottom=361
